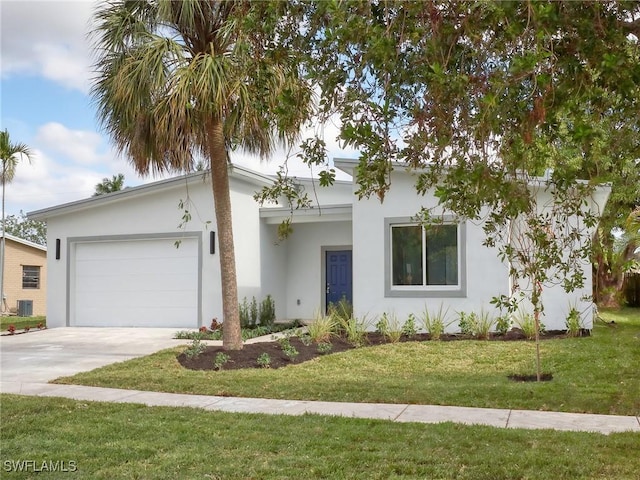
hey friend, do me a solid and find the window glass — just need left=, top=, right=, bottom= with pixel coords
left=391, top=225, right=423, bottom=285
left=22, top=266, right=40, bottom=289
left=391, top=223, right=458, bottom=287
left=425, top=224, right=458, bottom=285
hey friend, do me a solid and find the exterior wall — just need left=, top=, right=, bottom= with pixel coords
left=44, top=175, right=264, bottom=328
left=3, top=240, right=47, bottom=316
left=351, top=170, right=509, bottom=331
left=508, top=185, right=605, bottom=331
left=270, top=220, right=353, bottom=321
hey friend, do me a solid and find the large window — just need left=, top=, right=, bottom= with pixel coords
left=22, top=266, right=40, bottom=289
left=385, top=218, right=466, bottom=297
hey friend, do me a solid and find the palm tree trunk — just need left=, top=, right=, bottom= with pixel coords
left=207, top=120, right=242, bottom=350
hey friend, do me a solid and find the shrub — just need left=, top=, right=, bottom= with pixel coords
left=376, top=313, right=402, bottom=343
left=512, top=309, right=545, bottom=340
left=401, top=313, right=419, bottom=338
left=7, top=324, right=16, bottom=335
left=336, top=315, right=368, bottom=347
left=495, top=315, right=511, bottom=335
left=474, top=309, right=496, bottom=340
left=328, top=297, right=353, bottom=325
left=199, top=326, right=208, bottom=333
left=565, top=306, right=584, bottom=337
left=183, top=338, right=205, bottom=359
left=213, top=352, right=230, bottom=370
left=250, top=297, right=259, bottom=327
left=239, top=297, right=251, bottom=328
left=278, top=337, right=299, bottom=360
left=23, top=326, right=31, bottom=333
left=307, top=313, right=337, bottom=343
left=299, top=333, right=313, bottom=346
left=260, top=295, right=276, bottom=327
left=256, top=353, right=271, bottom=368
left=457, top=311, right=476, bottom=336
left=421, top=305, right=449, bottom=341
left=316, top=342, right=333, bottom=354
left=210, top=318, right=221, bottom=331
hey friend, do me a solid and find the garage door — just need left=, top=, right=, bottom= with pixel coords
left=71, top=237, right=199, bottom=327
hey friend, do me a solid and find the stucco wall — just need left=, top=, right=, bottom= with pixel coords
left=44, top=175, right=264, bottom=328
left=351, top=170, right=509, bottom=331
left=3, top=239, right=47, bottom=316
left=272, top=220, right=353, bottom=321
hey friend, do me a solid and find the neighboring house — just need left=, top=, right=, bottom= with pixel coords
left=1, top=233, right=47, bottom=316
left=28, top=159, right=609, bottom=330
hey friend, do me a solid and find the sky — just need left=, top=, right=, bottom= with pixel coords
left=0, top=0, right=355, bottom=217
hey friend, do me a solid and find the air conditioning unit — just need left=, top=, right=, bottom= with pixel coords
left=17, top=300, right=33, bottom=317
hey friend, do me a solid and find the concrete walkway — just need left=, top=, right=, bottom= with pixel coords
left=1, top=328, right=639, bottom=435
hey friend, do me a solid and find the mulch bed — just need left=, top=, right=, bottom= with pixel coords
left=177, top=329, right=574, bottom=372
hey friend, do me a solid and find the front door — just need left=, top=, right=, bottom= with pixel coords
left=325, top=250, right=352, bottom=311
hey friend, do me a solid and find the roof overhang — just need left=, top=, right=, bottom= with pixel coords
left=260, top=204, right=352, bottom=224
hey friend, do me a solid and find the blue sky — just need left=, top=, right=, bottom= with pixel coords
left=0, top=0, right=353, bottom=217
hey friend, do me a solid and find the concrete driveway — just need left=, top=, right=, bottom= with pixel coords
left=0, top=327, right=192, bottom=386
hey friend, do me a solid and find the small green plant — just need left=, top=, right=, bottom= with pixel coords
left=307, top=312, right=337, bottom=343
left=260, top=295, right=276, bottom=327
left=376, top=313, right=402, bottom=343
left=175, top=330, right=221, bottom=341
left=337, top=315, right=368, bottom=347
left=316, top=342, right=333, bottom=354
left=495, top=315, right=511, bottom=335
left=328, top=297, right=353, bottom=325
left=401, top=313, right=419, bottom=338
left=565, top=305, right=583, bottom=337
left=278, top=337, right=299, bottom=360
left=256, top=352, right=271, bottom=368
left=213, top=352, right=230, bottom=370
left=250, top=297, right=259, bottom=327
left=457, top=311, right=476, bottom=336
left=239, top=297, right=250, bottom=328
left=474, top=309, right=496, bottom=340
left=512, top=308, right=542, bottom=340
left=421, top=304, right=449, bottom=340
left=299, top=333, right=313, bottom=346
left=183, top=338, right=206, bottom=359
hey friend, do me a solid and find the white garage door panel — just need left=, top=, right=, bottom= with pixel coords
left=72, top=238, right=199, bottom=327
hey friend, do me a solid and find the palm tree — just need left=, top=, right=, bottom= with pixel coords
left=0, top=130, right=34, bottom=314
left=93, top=173, right=125, bottom=196
left=91, top=1, right=311, bottom=349
left=595, top=208, right=640, bottom=307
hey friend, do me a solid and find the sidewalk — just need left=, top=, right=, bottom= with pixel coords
left=2, top=381, right=638, bottom=435
left=2, top=327, right=639, bottom=436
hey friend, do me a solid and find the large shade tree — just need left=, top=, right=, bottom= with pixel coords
left=0, top=129, right=34, bottom=313
left=259, top=1, right=640, bottom=378
left=91, top=0, right=311, bottom=349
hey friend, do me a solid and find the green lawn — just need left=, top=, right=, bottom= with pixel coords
left=0, top=316, right=46, bottom=331
left=54, top=308, right=640, bottom=416
left=1, top=394, right=639, bottom=480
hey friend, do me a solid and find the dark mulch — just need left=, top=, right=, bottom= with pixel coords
left=177, top=329, right=574, bottom=372
left=508, top=373, right=554, bottom=382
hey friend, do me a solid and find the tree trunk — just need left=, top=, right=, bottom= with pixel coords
left=207, top=120, right=242, bottom=350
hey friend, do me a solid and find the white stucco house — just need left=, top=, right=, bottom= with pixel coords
left=28, top=158, right=609, bottom=331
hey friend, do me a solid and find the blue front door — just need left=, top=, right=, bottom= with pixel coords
left=326, top=250, right=352, bottom=311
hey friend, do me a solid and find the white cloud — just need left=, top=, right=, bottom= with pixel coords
left=0, top=0, right=95, bottom=93
left=35, top=122, right=108, bottom=166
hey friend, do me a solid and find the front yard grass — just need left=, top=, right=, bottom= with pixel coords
left=54, top=308, right=640, bottom=416
left=1, top=394, right=639, bottom=480
left=0, top=316, right=46, bottom=331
